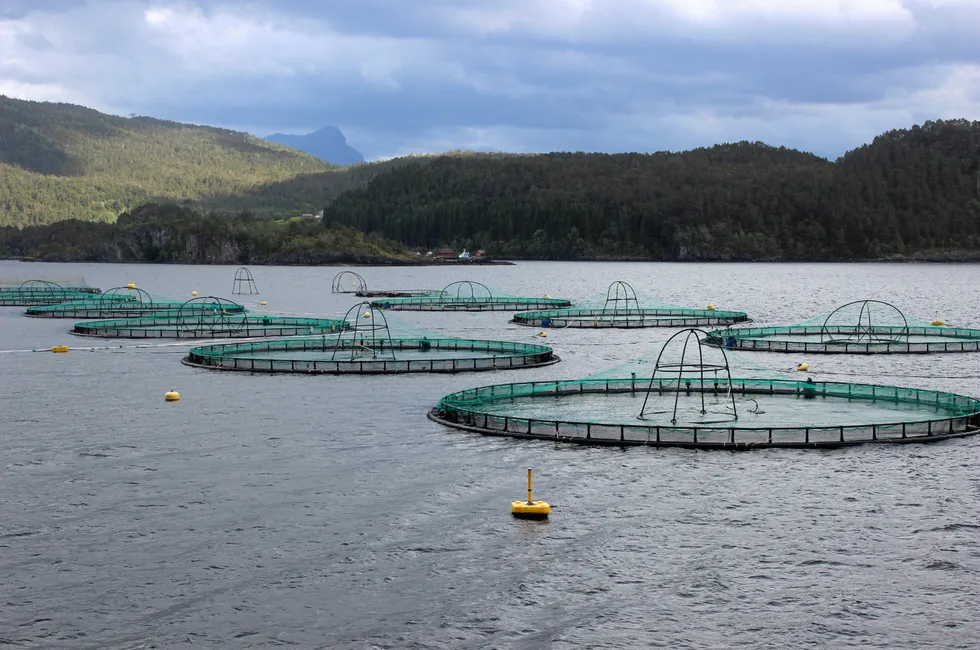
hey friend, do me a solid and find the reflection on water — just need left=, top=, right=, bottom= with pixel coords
left=2, top=260, right=980, bottom=648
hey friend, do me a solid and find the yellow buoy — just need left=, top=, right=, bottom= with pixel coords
left=362, top=311, right=371, bottom=319
left=191, top=291, right=198, bottom=297
left=127, top=283, right=136, bottom=289
left=797, top=362, right=809, bottom=372
left=931, top=313, right=945, bottom=326
left=544, top=294, right=552, bottom=299
left=706, top=303, right=716, bottom=311
left=260, top=301, right=267, bottom=305
left=536, top=331, right=547, bottom=337
left=51, top=345, right=69, bottom=353
left=512, top=468, right=550, bottom=520
left=164, top=390, right=180, bottom=402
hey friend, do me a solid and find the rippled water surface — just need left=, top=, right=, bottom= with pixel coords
left=3, top=260, right=980, bottom=649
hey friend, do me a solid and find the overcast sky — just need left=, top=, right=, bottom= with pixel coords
left=1, top=0, right=978, bottom=160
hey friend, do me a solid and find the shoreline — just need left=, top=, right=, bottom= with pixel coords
left=4, top=256, right=976, bottom=265
left=2, top=256, right=516, bottom=267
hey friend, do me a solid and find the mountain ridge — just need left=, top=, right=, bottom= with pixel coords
left=0, top=95, right=338, bottom=227
left=264, top=126, right=365, bottom=166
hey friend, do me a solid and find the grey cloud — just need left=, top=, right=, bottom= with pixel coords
left=1, top=0, right=978, bottom=160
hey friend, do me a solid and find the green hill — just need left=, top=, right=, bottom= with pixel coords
left=0, top=96, right=348, bottom=226
left=0, top=203, right=419, bottom=265
left=5, top=96, right=980, bottom=262
left=323, top=120, right=980, bottom=260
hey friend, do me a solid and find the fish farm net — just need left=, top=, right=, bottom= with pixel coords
left=511, top=280, right=749, bottom=328
left=0, top=278, right=101, bottom=306
left=331, top=271, right=368, bottom=294
left=428, top=328, right=980, bottom=449
left=182, top=301, right=559, bottom=374
left=705, top=299, right=980, bottom=354
left=70, top=297, right=346, bottom=339
left=23, top=287, right=244, bottom=319
left=371, top=281, right=571, bottom=311
left=331, top=271, right=432, bottom=298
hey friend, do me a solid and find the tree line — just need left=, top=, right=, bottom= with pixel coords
left=0, top=204, right=415, bottom=265
left=321, top=120, right=980, bottom=260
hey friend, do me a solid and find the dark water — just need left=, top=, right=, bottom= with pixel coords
left=2, top=260, right=980, bottom=649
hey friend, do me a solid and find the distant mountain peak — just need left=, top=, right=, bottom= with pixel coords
left=264, top=126, right=364, bottom=166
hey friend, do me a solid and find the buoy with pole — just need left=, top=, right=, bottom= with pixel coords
left=511, top=468, right=550, bottom=520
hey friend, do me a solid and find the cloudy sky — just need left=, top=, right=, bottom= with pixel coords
left=1, top=0, right=978, bottom=160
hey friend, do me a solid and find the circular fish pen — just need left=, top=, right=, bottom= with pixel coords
left=24, top=288, right=247, bottom=319
left=330, top=271, right=432, bottom=298
left=331, top=271, right=367, bottom=294
left=232, top=267, right=259, bottom=295
left=706, top=300, right=980, bottom=354
left=0, top=279, right=101, bottom=306
left=24, top=285, right=182, bottom=319
left=372, top=281, right=571, bottom=311
left=182, top=301, right=559, bottom=374
left=512, top=280, right=749, bottom=328
left=70, top=297, right=346, bottom=339
left=429, top=328, right=980, bottom=449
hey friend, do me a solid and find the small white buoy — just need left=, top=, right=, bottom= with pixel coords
left=164, top=390, right=180, bottom=402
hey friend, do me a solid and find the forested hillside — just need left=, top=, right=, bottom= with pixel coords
left=4, top=97, right=980, bottom=262
left=323, top=120, right=980, bottom=260
left=0, top=96, right=382, bottom=226
left=0, top=204, right=416, bottom=264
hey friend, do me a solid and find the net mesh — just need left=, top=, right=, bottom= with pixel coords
left=429, top=327, right=980, bottom=449
left=372, top=281, right=571, bottom=311
left=0, top=277, right=101, bottom=306
left=706, top=300, right=980, bottom=354
left=182, top=299, right=558, bottom=374
left=184, top=336, right=557, bottom=374
left=330, top=271, right=434, bottom=297
left=511, top=280, right=748, bottom=328
left=24, top=289, right=254, bottom=319
left=432, top=376, right=980, bottom=448
left=72, top=312, right=347, bottom=339
left=0, top=276, right=95, bottom=290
